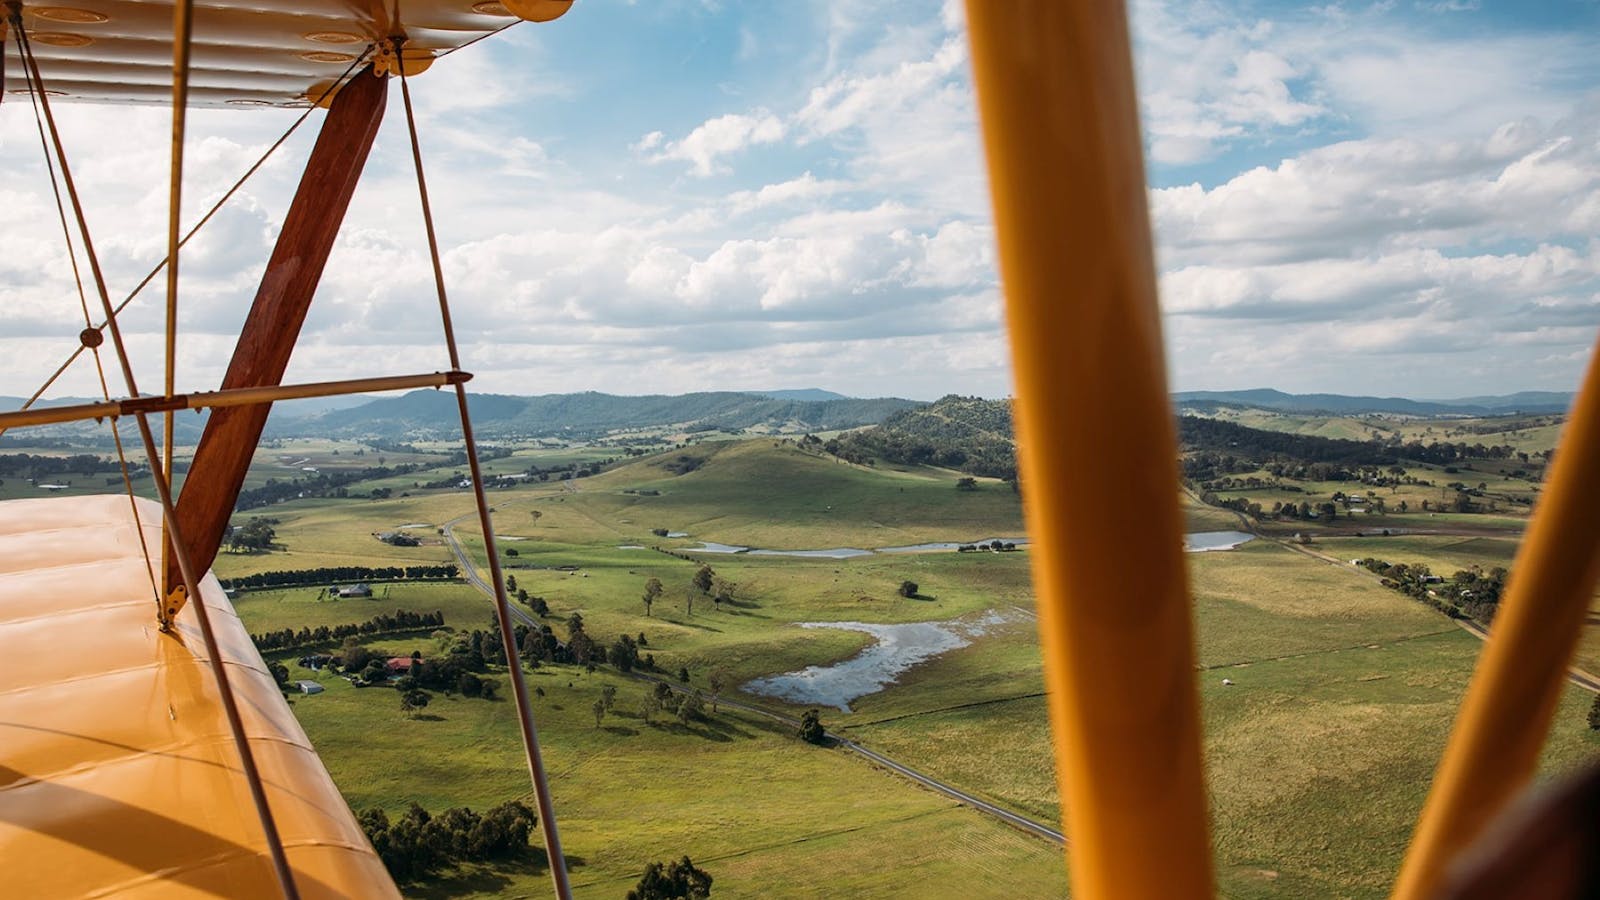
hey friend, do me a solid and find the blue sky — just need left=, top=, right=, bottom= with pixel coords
left=2, top=0, right=1598, bottom=402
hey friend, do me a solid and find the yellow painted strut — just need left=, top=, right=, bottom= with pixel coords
left=965, top=3, right=1214, bottom=898
left=1394, top=337, right=1600, bottom=898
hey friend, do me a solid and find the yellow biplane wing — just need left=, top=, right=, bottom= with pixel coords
left=0, top=495, right=396, bottom=897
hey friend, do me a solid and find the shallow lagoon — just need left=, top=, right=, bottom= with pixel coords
left=745, top=611, right=1012, bottom=712
left=743, top=532, right=1258, bottom=709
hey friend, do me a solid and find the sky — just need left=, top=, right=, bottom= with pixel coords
left=1, top=0, right=1597, bottom=403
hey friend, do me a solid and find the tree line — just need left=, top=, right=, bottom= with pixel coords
left=250, top=609, right=445, bottom=653
left=1179, top=417, right=1522, bottom=473
left=0, top=452, right=142, bottom=478
left=219, top=564, right=458, bottom=591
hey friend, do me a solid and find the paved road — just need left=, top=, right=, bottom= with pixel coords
left=437, top=516, right=1066, bottom=847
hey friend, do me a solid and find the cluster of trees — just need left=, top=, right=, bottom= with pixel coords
left=660, top=454, right=705, bottom=475
left=1356, top=559, right=1508, bottom=622
left=820, top=415, right=1018, bottom=481
left=640, top=680, right=706, bottom=726
left=251, top=609, right=445, bottom=652
left=226, top=518, right=278, bottom=552
left=219, top=563, right=458, bottom=592
left=638, top=567, right=736, bottom=618
left=407, top=649, right=499, bottom=699
left=357, top=801, right=537, bottom=881
left=957, top=540, right=1017, bottom=552
left=1180, top=417, right=1521, bottom=469
left=626, top=856, right=713, bottom=900
left=1180, top=418, right=1531, bottom=487
left=508, top=613, right=656, bottom=676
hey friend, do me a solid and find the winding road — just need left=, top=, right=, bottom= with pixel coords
left=437, top=512, right=1067, bottom=847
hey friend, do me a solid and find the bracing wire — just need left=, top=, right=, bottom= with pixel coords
left=9, top=11, right=301, bottom=898
left=396, top=41, right=574, bottom=900
left=15, top=30, right=159, bottom=604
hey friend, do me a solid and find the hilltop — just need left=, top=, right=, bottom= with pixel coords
left=825, top=395, right=1017, bottom=480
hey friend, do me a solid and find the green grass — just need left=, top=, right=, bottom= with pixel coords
left=233, top=582, right=494, bottom=635
left=850, top=547, right=1600, bottom=900
left=282, top=659, right=1068, bottom=899
left=216, top=435, right=1599, bottom=899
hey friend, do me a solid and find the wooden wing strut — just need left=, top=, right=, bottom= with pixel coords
left=162, top=69, right=387, bottom=619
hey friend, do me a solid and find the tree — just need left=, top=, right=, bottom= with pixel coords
left=601, top=683, right=618, bottom=712
left=1589, top=692, right=1600, bottom=731
left=505, top=547, right=519, bottom=558
left=692, top=564, right=714, bottom=595
left=678, top=666, right=690, bottom=684
left=529, top=510, right=542, bottom=525
left=626, top=856, right=713, bottom=900
left=707, top=667, right=729, bottom=714
left=798, top=708, right=826, bottom=745
left=505, top=575, right=518, bottom=595
left=676, top=690, right=705, bottom=725
left=897, top=580, right=918, bottom=598
left=955, top=476, right=977, bottom=491
left=362, top=659, right=390, bottom=683
left=592, top=698, right=607, bottom=728
left=401, top=689, right=430, bottom=717
left=610, top=635, right=640, bottom=673
left=643, top=577, right=663, bottom=617
left=712, top=578, right=734, bottom=612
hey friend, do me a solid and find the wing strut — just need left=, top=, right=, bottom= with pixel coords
left=161, top=67, right=387, bottom=620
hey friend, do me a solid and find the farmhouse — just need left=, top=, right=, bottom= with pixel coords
left=335, top=583, right=373, bottom=598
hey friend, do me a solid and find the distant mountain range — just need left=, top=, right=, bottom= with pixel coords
left=1173, top=389, right=1574, bottom=416
left=1, top=386, right=1573, bottom=447
left=266, top=390, right=918, bottom=440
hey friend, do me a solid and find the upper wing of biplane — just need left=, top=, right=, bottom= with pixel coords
left=2, top=0, right=570, bottom=106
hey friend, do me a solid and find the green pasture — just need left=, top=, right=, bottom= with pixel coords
left=280, top=658, right=1069, bottom=899
left=233, top=582, right=492, bottom=635
left=850, top=544, right=1600, bottom=900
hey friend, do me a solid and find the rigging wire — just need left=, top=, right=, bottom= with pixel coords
left=9, top=12, right=301, bottom=898
left=15, top=30, right=158, bottom=605
left=397, top=43, right=574, bottom=900
left=0, top=50, right=371, bottom=439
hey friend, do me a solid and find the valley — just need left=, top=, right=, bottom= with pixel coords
left=3, top=390, right=1596, bottom=897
